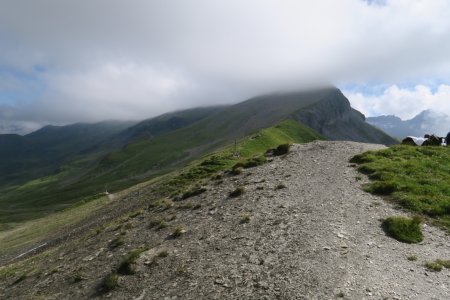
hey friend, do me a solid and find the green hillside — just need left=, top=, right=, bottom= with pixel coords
left=0, top=119, right=324, bottom=229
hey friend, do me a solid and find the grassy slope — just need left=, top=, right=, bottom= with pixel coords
left=0, top=120, right=323, bottom=256
left=351, top=145, right=450, bottom=230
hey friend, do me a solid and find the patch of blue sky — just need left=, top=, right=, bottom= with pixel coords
left=339, top=79, right=446, bottom=96
left=0, top=65, right=47, bottom=106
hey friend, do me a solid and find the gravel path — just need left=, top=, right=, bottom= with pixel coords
left=1, top=141, right=449, bottom=299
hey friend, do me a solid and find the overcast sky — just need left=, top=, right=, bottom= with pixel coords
left=1, top=0, right=450, bottom=134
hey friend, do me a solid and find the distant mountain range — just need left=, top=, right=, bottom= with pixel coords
left=367, top=110, right=450, bottom=138
left=0, top=87, right=397, bottom=225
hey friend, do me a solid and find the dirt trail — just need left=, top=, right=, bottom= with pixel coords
left=1, top=141, right=449, bottom=299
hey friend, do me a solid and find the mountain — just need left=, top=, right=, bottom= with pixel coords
left=367, top=110, right=450, bottom=138
left=0, top=120, right=137, bottom=187
left=0, top=87, right=396, bottom=226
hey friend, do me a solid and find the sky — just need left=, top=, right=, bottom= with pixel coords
left=1, top=0, right=450, bottom=134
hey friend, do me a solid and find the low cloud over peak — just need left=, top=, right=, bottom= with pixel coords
left=1, top=0, right=450, bottom=133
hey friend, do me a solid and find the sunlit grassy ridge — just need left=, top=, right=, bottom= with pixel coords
left=164, top=119, right=324, bottom=194
left=351, top=145, right=450, bottom=229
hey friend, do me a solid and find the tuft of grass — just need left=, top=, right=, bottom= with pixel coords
left=232, top=156, right=267, bottom=170
left=382, top=216, right=423, bottom=244
left=229, top=186, right=245, bottom=198
left=351, top=145, right=450, bottom=231
left=425, top=261, right=443, bottom=272
left=157, top=220, right=167, bottom=230
left=172, top=226, right=186, bottom=238
left=240, top=214, right=251, bottom=224
left=149, top=198, right=173, bottom=211
left=110, top=236, right=125, bottom=249
left=102, top=273, right=119, bottom=292
left=407, top=255, right=418, bottom=261
left=73, top=271, right=85, bottom=283
left=182, top=186, right=207, bottom=200
left=117, top=247, right=148, bottom=275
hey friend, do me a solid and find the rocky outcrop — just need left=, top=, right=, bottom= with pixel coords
left=291, top=89, right=398, bottom=145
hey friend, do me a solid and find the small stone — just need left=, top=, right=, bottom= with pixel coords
left=323, top=246, right=331, bottom=250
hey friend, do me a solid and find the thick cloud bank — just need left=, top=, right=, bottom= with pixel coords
left=1, top=0, right=450, bottom=133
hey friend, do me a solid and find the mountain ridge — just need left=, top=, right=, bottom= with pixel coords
left=367, top=109, right=450, bottom=138
left=0, top=87, right=396, bottom=226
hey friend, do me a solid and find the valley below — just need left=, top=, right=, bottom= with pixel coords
left=1, top=141, right=449, bottom=299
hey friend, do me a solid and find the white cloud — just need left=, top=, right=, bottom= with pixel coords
left=1, top=0, right=450, bottom=126
left=345, top=84, right=450, bottom=119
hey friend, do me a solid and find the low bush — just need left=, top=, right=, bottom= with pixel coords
left=117, top=247, right=148, bottom=275
left=273, top=144, right=291, bottom=156
left=102, top=273, right=119, bottom=292
left=382, top=216, right=423, bottom=243
left=229, top=186, right=245, bottom=198
left=172, top=226, right=186, bottom=238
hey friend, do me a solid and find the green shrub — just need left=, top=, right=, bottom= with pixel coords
left=382, top=216, right=423, bottom=243
left=102, top=273, right=119, bottom=291
left=240, top=214, right=251, bottom=224
left=73, top=271, right=85, bottom=283
left=230, top=167, right=243, bottom=175
left=117, top=247, right=148, bottom=275
left=273, top=144, right=291, bottom=156
left=172, top=226, right=186, bottom=238
left=407, top=255, right=417, bottom=261
left=229, top=186, right=245, bottom=198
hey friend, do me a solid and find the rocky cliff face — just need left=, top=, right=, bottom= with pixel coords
left=291, top=89, right=398, bottom=145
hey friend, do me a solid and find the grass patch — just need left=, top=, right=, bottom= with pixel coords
left=381, top=216, right=423, bottom=244
left=102, top=272, right=119, bottom=292
left=149, top=198, right=173, bottom=211
left=110, top=236, right=125, bottom=249
left=172, top=226, right=186, bottom=238
left=117, top=247, right=148, bottom=275
left=229, top=187, right=245, bottom=198
left=407, top=255, right=417, bottom=261
left=422, top=259, right=450, bottom=273
left=240, top=213, right=251, bottom=224
left=181, top=186, right=207, bottom=200
left=351, top=145, right=450, bottom=230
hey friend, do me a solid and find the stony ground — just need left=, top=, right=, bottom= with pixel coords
left=1, top=141, right=449, bottom=299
